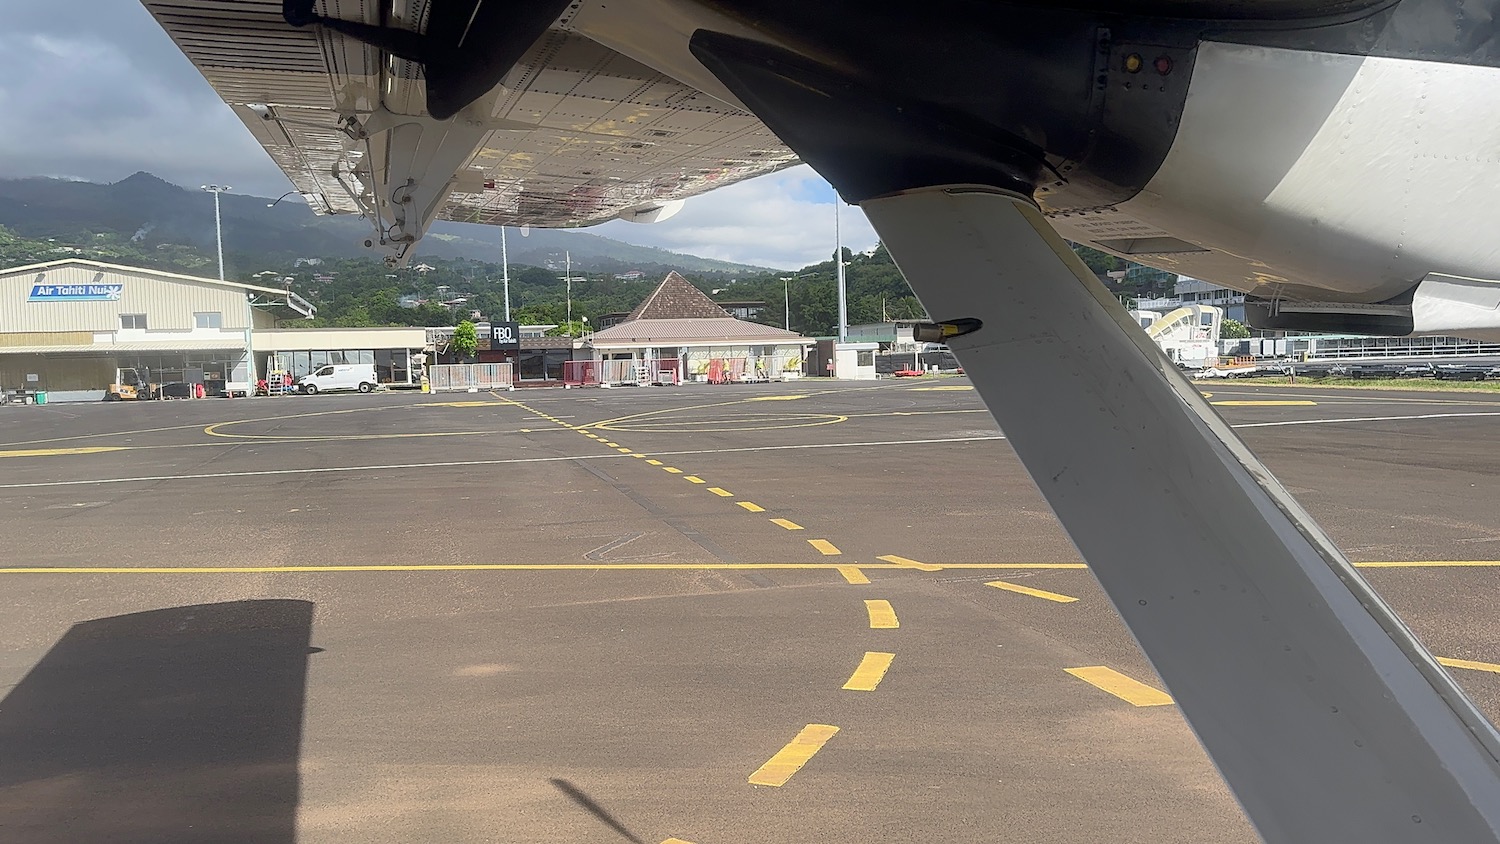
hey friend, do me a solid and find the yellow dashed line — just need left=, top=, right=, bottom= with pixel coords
left=737, top=501, right=765, bottom=513
left=864, top=599, right=898, bottom=628
left=770, top=518, right=804, bottom=530
left=877, top=554, right=943, bottom=572
left=1065, top=666, right=1174, bottom=706
left=842, top=652, right=895, bottom=691
left=616, top=447, right=632, bottom=452
left=807, top=539, right=841, bottom=556
left=662, top=466, right=683, bottom=474
left=604, top=441, right=620, bottom=447
left=683, top=475, right=706, bottom=484
left=985, top=579, right=1079, bottom=603
left=837, top=567, right=870, bottom=584
left=707, top=487, right=733, bottom=497
left=747, top=724, right=839, bottom=787
left=630, top=453, right=646, bottom=458
left=646, top=459, right=664, bottom=466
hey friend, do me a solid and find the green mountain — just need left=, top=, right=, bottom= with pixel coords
left=0, top=172, right=772, bottom=277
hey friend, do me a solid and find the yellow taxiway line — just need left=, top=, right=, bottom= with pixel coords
left=1438, top=657, right=1500, bottom=674
left=807, top=539, right=841, bottom=556
left=2, top=561, right=1493, bottom=575
left=985, top=579, right=1079, bottom=603
left=877, top=554, right=943, bottom=572
left=837, top=567, right=870, bottom=585
left=0, top=446, right=127, bottom=458
left=1210, top=400, right=1318, bottom=407
left=2, top=563, right=914, bottom=575
left=747, top=724, right=839, bottom=787
left=842, top=652, right=895, bottom=691
left=864, top=599, right=899, bottom=629
left=1065, top=666, right=1174, bottom=707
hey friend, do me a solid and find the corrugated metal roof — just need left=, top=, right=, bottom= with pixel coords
left=588, top=318, right=809, bottom=346
left=0, top=259, right=296, bottom=297
left=0, top=339, right=246, bottom=354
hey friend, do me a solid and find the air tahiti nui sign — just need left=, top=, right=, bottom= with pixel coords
left=28, top=282, right=124, bottom=301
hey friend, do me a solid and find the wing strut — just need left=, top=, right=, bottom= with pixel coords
left=863, top=186, right=1500, bottom=842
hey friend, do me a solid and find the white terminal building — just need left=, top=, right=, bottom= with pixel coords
left=0, top=259, right=427, bottom=401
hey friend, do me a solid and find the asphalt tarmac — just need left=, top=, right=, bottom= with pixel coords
left=1, top=379, right=1497, bottom=844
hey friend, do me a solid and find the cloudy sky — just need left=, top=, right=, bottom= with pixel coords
left=0, top=0, right=878, bottom=270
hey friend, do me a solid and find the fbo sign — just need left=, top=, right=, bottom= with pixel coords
left=492, top=322, right=520, bottom=350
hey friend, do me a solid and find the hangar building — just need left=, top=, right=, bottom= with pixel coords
left=0, top=259, right=316, bottom=401
left=0, top=259, right=424, bottom=401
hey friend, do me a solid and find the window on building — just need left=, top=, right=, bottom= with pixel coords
left=120, top=314, right=148, bottom=330
left=194, top=312, right=223, bottom=329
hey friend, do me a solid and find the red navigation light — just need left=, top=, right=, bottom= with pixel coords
left=1154, top=55, right=1173, bottom=75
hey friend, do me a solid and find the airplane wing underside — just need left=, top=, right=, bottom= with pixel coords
left=142, top=0, right=797, bottom=260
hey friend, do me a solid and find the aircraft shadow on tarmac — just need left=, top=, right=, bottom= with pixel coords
left=0, top=599, right=316, bottom=844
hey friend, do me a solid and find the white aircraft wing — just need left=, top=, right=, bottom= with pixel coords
left=141, top=0, right=797, bottom=262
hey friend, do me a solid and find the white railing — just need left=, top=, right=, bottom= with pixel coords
left=429, top=363, right=514, bottom=392
left=593, top=359, right=681, bottom=386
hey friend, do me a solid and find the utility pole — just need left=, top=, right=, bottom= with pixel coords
left=501, top=227, right=511, bottom=321
left=565, top=251, right=572, bottom=331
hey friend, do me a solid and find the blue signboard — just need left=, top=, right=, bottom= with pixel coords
left=28, top=283, right=124, bottom=302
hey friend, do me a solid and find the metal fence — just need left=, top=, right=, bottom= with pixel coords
left=428, top=363, right=514, bottom=392
left=562, top=359, right=599, bottom=387
left=565, top=359, right=681, bottom=387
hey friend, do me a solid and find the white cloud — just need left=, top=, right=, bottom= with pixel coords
left=595, top=165, right=881, bottom=270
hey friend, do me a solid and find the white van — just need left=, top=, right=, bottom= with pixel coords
left=296, top=363, right=378, bottom=395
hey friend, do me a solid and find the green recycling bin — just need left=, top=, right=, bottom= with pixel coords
left=34, top=391, right=46, bottom=405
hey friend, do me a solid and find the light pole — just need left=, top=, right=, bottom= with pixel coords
left=201, top=184, right=231, bottom=281
left=780, top=272, right=816, bottom=331
left=203, top=184, right=251, bottom=392
left=501, top=227, right=512, bottom=322
left=835, top=201, right=847, bottom=342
